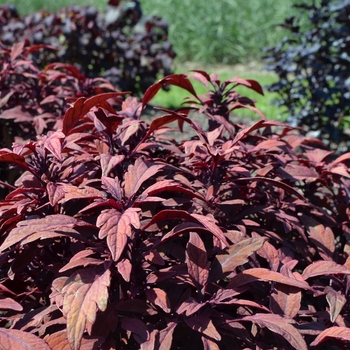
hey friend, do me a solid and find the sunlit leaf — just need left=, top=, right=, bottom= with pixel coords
left=62, top=268, right=110, bottom=350
left=0, top=328, right=50, bottom=350
left=310, top=326, right=350, bottom=346
left=210, top=237, right=266, bottom=281
left=241, top=313, right=307, bottom=350
left=302, top=261, right=350, bottom=280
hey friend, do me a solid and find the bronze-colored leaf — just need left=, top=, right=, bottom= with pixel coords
left=325, top=286, right=346, bottom=323
left=241, top=313, right=307, bottom=350
left=116, top=258, right=132, bottom=282
left=44, top=330, right=102, bottom=350
left=301, top=215, right=335, bottom=260
left=62, top=268, right=110, bottom=350
left=159, top=322, right=177, bottom=350
left=202, top=336, right=220, bottom=350
left=310, top=326, right=350, bottom=346
left=97, top=207, right=140, bottom=261
left=269, top=284, right=302, bottom=318
left=124, top=158, right=164, bottom=198
left=146, top=287, right=171, bottom=313
left=185, top=313, right=221, bottom=341
left=0, top=296, right=23, bottom=311
left=0, top=328, right=50, bottom=350
left=210, top=237, right=267, bottom=281
left=227, top=268, right=310, bottom=290
left=302, top=261, right=350, bottom=280
left=0, top=215, right=82, bottom=252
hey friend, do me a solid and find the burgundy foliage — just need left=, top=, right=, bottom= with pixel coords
left=0, top=1, right=175, bottom=96
left=0, top=69, right=350, bottom=349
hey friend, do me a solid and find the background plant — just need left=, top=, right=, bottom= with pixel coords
left=0, top=70, right=349, bottom=349
left=0, top=1, right=175, bottom=96
left=265, top=0, right=350, bottom=152
left=1, top=0, right=302, bottom=65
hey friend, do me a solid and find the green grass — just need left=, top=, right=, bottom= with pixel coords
left=151, top=62, right=286, bottom=121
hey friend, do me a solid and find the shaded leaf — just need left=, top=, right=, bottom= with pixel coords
left=186, top=232, right=209, bottom=288
left=0, top=328, right=50, bottom=350
left=121, top=317, right=149, bottom=342
left=301, top=215, right=335, bottom=260
left=0, top=215, right=83, bottom=252
left=310, top=326, right=350, bottom=346
left=185, top=313, right=221, bottom=341
left=62, top=268, right=110, bottom=350
left=145, top=288, right=171, bottom=313
left=302, top=261, right=350, bottom=280
left=241, top=313, right=307, bottom=350
left=176, top=297, right=208, bottom=316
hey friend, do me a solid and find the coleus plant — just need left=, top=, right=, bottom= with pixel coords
left=0, top=71, right=350, bottom=349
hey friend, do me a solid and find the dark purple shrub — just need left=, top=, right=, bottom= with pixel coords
left=0, top=0, right=175, bottom=96
left=0, top=71, right=349, bottom=349
left=265, top=0, right=350, bottom=152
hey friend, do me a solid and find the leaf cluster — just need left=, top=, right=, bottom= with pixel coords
left=0, top=0, right=175, bottom=96
left=0, top=41, right=117, bottom=198
left=265, top=0, right=350, bottom=152
left=0, top=70, right=350, bottom=349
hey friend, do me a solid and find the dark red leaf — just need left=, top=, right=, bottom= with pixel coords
left=142, top=74, right=197, bottom=107
left=0, top=150, right=33, bottom=173
left=227, top=77, right=264, bottom=95
left=62, top=92, right=126, bottom=134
